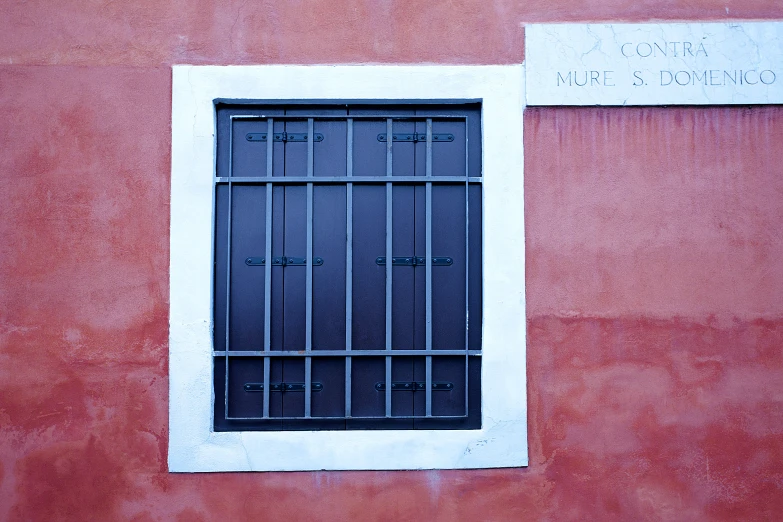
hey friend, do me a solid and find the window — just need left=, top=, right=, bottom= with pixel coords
left=213, top=104, right=482, bottom=431
left=170, top=65, right=527, bottom=471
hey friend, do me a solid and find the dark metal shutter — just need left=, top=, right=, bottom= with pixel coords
left=213, top=103, right=482, bottom=431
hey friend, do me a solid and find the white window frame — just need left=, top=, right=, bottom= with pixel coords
left=169, top=65, right=527, bottom=472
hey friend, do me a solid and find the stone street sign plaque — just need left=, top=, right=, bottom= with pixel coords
left=525, top=23, right=783, bottom=105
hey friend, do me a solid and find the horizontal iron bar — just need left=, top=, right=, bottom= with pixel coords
left=245, top=256, right=324, bottom=267
left=214, top=350, right=481, bottom=357
left=230, top=115, right=468, bottom=121
left=225, top=415, right=469, bottom=420
left=244, top=382, right=323, bottom=392
left=375, top=382, right=454, bottom=391
left=375, top=256, right=453, bottom=267
left=246, top=132, right=324, bottom=142
left=215, top=176, right=482, bottom=184
left=377, top=133, right=454, bottom=143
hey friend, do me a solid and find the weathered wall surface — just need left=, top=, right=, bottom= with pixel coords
left=3, top=0, right=783, bottom=66
left=525, top=106, right=783, bottom=520
left=1, top=1, right=782, bottom=520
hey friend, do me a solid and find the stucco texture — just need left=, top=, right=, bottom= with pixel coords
left=2, top=1, right=783, bottom=520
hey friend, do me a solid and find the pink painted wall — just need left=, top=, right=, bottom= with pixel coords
left=2, top=2, right=782, bottom=520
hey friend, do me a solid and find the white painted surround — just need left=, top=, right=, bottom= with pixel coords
left=169, top=65, right=528, bottom=472
left=169, top=23, right=781, bottom=473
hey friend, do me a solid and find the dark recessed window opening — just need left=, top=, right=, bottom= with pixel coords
left=213, top=103, right=482, bottom=431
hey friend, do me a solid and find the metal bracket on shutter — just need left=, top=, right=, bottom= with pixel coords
left=376, top=133, right=454, bottom=143
left=375, top=256, right=452, bottom=267
left=245, top=256, right=324, bottom=266
left=246, top=132, right=324, bottom=143
left=375, top=382, right=454, bottom=391
left=244, top=382, right=323, bottom=392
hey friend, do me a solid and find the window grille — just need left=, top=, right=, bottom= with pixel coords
left=213, top=104, right=482, bottom=430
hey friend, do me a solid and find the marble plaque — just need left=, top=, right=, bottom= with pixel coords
left=525, top=23, right=783, bottom=105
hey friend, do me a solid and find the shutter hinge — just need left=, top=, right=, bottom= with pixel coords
left=246, top=132, right=324, bottom=143
left=245, top=257, right=324, bottom=267
left=375, top=256, right=452, bottom=267
left=376, top=133, right=454, bottom=143
left=244, top=382, right=323, bottom=392
left=375, top=382, right=454, bottom=391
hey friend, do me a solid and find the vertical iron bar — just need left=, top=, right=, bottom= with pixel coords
left=345, top=118, right=353, bottom=418
left=305, top=118, right=314, bottom=418
left=425, top=119, right=433, bottom=418
left=385, top=117, right=393, bottom=418
left=263, top=118, right=274, bottom=418
left=464, top=116, right=470, bottom=416
left=224, top=120, right=234, bottom=419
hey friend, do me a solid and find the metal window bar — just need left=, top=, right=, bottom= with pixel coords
left=385, top=117, right=393, bottom=418
left=224, top=120, right=234, bottom=420
left=226, top=415, right=470, bottom=421
left=215, top=350, right=482, bottom=357
left=305, top=118, right=314, bottom=418
left=215, top=176, right=482, bottom=184
left=464, top=115, right=470, bottom=417
left=218, top=113, right=479, bottom=422
left=425, top=119, right=433, bottom=418
left=263, top=117, right=274, bottom=418
left=345, top=118, right=353, bottom=418
left=230, top=115, right=469, bottom=121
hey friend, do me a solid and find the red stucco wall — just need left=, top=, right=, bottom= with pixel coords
left=2, top=2, right=783, bottom=520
